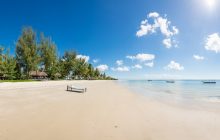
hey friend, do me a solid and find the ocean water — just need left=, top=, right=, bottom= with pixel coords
left=118, top=80, right=220, bottom=109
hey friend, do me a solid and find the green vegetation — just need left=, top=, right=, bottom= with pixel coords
left=0, top=27, right=116, bottom=81
left=0, top=80, right=35, bottom=82
left=0, top=47, right=17, bottom=80
left=16, top=27, right=39, bottom=79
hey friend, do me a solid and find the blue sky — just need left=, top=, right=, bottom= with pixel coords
left=0, top=0, right=220, bottom=79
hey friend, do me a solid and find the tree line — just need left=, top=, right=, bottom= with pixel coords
left=0, top=27, right=116, bottom=80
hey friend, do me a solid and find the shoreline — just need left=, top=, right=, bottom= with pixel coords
left=0, top=80, right=220, bottom=140
left=117, top=80, right=220, bottom=112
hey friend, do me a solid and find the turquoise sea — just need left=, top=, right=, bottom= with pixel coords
left=118, top=80, right=220, bottom=109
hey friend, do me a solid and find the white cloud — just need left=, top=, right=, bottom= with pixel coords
left=141, top=20, right=148, bottom=25
left=193, top=55, right=205, bottom=60
left=148, top=12, right=160, bottom=18
left=145, top=62, right=154, bottom=67
left=126, top=55, right=136, bottom=60
left=165, top=61, right=184, bottom=71
left=136, top=12, right=179, bottom=48
left=205, top=33, right=220, bottom=53
left=163, top=38, right=179, bottom=48
left=112, top=66, right=130, bottom=72
left=126, top=53, right=155, bottom=62
left=136, top=23, right=154, bottom=37
left=155, top=17, right=179, bottom=38
left=116, top=60, right=123, bottom=66
left=132, top=64, right=143, bottom=69
left=156, top=17, right=173, bottom=37
left=96, top=64, right=108, bottom=72
left=172, top=26, right=179, bottom=34
left=163, top=38, right=172, bottom=48
left=76, top=55, right=90, bottom=62
left=93, top=59, right=99, bottom=63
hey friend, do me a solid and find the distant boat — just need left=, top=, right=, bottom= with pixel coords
left=202, top=81, right=216, bottom=84
left=147, top=80, right=152, bottom=82
left=166, top=80, right=175, bottom=83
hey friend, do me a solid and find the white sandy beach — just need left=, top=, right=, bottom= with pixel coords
left=0, top=80, right=220, bottom=140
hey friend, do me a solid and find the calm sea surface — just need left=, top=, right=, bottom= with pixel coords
left=118, top=80, right=220, bottom=109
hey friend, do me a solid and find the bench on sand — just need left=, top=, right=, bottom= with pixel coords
left=67, top=85, right=87, bottom=93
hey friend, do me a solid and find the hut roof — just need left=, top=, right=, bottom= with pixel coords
left=39, top=71, right=48, bottom=77
left=29, top=71, right=48, bottom=77
left=54, top=73, right=61, bottom=77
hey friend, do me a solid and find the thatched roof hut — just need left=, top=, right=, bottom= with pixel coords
left=54, top=73, right=61, bottom=78
left=29, top=71, right=48, bottom=79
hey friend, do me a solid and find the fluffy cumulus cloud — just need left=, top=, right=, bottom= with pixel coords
left=193, top=55, right=204, bottom=60
left=116, top=60, right=123, bottom=66
left=112, top=59, right=130, bottom=72
left=165, top=61, right=184, bottom=71
left=136, top=12, right=179, bottom=48
left=96, top=64, right=109, bottom=72
left=145, top=62, right=154, bottom=67
left=163, top=38, right=172, bottom=48
left=76, top=55, right=90, bottom=62
left=93, top=59, right=99, bottom=63
left=132, top=64, right=143, bottom=69
left=126, top=53, right=155, bottom=62
left=112, top=66, right=130, bottom=72
left=205, top=33, right=220, bottom=53
left=148, top=12, right=159, bottom=18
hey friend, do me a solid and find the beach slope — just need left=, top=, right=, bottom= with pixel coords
left=0, top=81, right=220, bottom=140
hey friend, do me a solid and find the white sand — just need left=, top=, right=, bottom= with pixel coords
left=0, top=80, right=220, bottom=140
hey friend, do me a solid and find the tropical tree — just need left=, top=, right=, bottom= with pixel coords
left=0, top=46, right=3, bottom=65
left=15, top=27, right=39, bottom=79
left=0, top=47, right=16, bottom=80
left=0, top=46, right=4, bottom=77
left=102, top=73, right=106, bottom=79
left=39, top=33, right=57, bottom=78
left=74, top=58, right=89, bottom=79
left=61, top=51, right=77, bottom=79
left=94, top=68, right=100, bottom=79
left=87, top=64, right=95, bottom=79
left=3, top=55, right=17, bottom=80
left=0, top=26, right=116, bottom=81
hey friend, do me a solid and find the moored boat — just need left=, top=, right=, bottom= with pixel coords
left=166, top=80, right=175, bottom=83
left=202, top=81, right=216, bottom=84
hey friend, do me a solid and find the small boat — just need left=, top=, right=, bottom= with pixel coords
left=147, top=80, right=152, bottom=82
left=202, top=81, right=216, bottom=84
left=166, top=80, right=175, bottom=83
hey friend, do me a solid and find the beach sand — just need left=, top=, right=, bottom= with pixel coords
left=0, top=80, right=220, bottom=140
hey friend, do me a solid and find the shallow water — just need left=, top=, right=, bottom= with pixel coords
left=118, top=80, right=220, bottom=110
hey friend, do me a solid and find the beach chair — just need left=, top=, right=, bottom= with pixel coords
left=67, top=85, right=87, bottom=93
